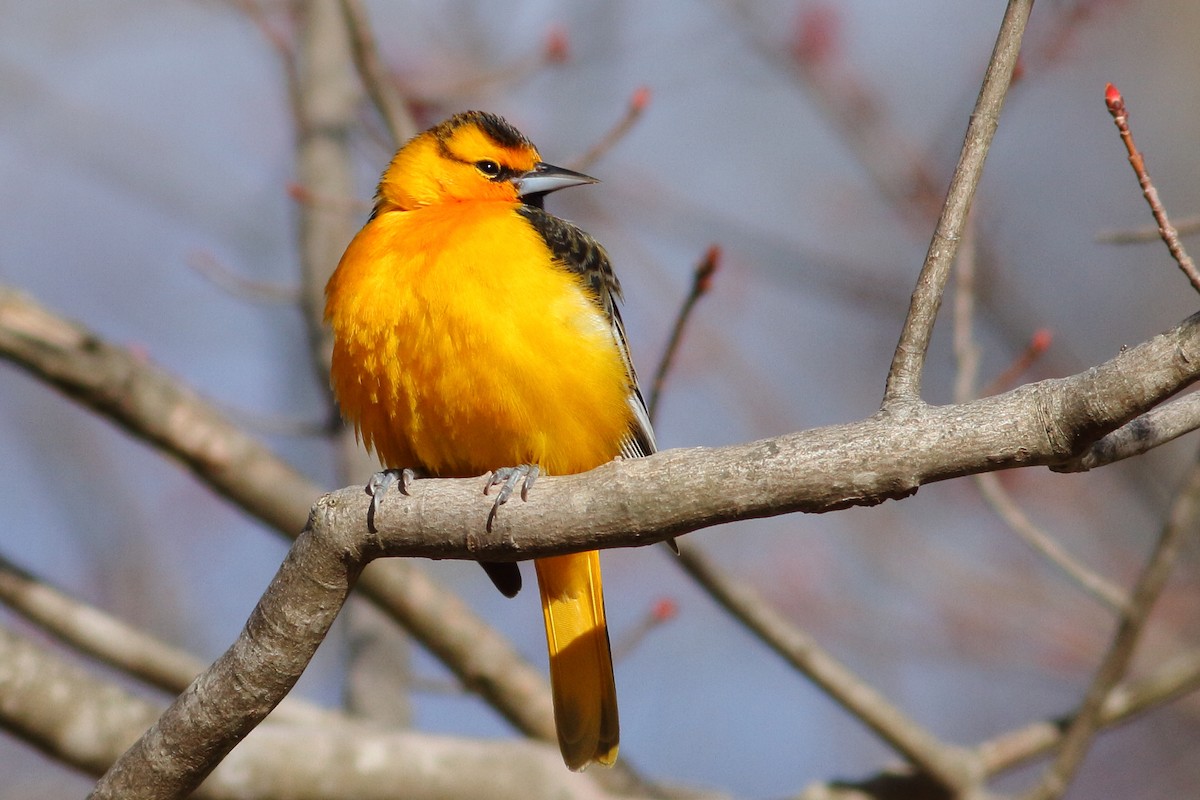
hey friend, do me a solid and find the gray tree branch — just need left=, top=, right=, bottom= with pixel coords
left=0, top=626, right=653, bottom=800
left=672, top=545, right=977, bottom=792
left=1053, top=390, right=1200, bottom=473
left=884, top=0, right=1032, bottom=402
left=0, top=553, right=332, bottom=726
left=89, top=305, right=1200, bottom=799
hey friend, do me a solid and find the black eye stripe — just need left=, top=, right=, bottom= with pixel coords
left=441, top=147, right=521, bottom=182
left=469, top=158, right=522, bottom=182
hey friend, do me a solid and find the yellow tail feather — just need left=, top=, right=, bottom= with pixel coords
left=535, top=551, right=619, bottom=771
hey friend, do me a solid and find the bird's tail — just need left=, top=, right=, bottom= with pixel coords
left=535, top=551, right=619, bottom=771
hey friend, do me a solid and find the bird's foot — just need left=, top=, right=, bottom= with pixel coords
left=483, top=464, right=540, bottom=531
left=366, top=468, right=415, bottom=532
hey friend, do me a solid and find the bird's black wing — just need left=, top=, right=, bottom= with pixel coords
left=517, top=205, right=657, bottom=459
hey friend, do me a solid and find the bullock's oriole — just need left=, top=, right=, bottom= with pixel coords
left=324, top=111, right=655, bottom=770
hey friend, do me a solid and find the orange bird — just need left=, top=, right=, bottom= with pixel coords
left=324, top=111, right=655, bottom=770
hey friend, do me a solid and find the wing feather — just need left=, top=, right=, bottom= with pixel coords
left=516, top=206, right=657, bottom=458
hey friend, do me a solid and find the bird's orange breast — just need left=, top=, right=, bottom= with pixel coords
left=325, top=200, right=634, bottom=477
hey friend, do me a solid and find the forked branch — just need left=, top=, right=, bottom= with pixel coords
left=89, top=304, right=1200, bottom=799
left=884, top=0, right=1033, bottom=403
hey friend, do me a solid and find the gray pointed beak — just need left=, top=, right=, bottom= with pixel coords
left=513, top=162, right=598, bottom=198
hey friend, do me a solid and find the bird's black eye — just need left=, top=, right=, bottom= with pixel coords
left=475, top=159, right=502, bottom=179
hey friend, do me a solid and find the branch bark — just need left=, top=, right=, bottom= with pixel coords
left=1053, top=391, right=1200, bottom=472
left=0, top=625, right=653, bottom=800
left=350, top=309, right=1200, bottom=561
left=884, top=0, right=1033, bottom=402
left=89, top=305, right=1200, bottom=798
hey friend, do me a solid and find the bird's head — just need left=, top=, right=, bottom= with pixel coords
left=374, top=111, right=597, bottom=212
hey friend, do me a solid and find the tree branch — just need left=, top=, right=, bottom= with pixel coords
left=0, top=625, right=655, bottom=800
left=571, top=86, right=652, bottom=173
left=1104, top=83, right=1200, bottom=293
left=883, top=0, right=1032, bottom=403
left=648, top=245, right=720, bottom=422
left=204, top=725, right=657, bottom=800
left=1023, top=446, right=1200, bottom=800
left=0, top=554, right=331, bottom=725
left=338, top=0, right=418, bottom=146
left=353, top=309, right=1200, bottom=562
left=88, top=303, right=1200, bottom=798
left=977, top=648, right=1200, bottom=776
left=1, top=625, right=159, bottom=780
left=673, top=545, right=977, bottom=792
left=784, top=649, right=1200, bottom=799
left=1053, top=389, right=1200, bottom=472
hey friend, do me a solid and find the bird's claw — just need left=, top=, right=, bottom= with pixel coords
left=486, top=464, right=540, bottom=504
left=484, top=464, right=540, bottom=531
left=366, top=468, right=414, bottom=532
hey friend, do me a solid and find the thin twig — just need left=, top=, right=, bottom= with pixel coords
left=1023, top=447, right=1200, bottom=800
left=610, top=597, right=678, bottom=663
left=673, top=545, right=977, bottom=792
left=883, top=0, right=1033, bottom=404
left=648, top=245, right=720, bottom=423
left=1105, top=83, right=1200, bottom=293
left=0, top=554, right=330, bottom=726
left=973, top=473, right=1128, bottom=612
left=728, top=1, right=941, bottom=217
left=951, top=209, right=1125, bottom=612
left=1097, top=214, right=1200, bottom=245
left=186, top=251, right=301, bottom=304
left=980, top=328, right=1053, bottom=397
left=338, top=0, right=417, bottom=146
left=571, top=86, right=652, bottom=173
left=978, top=647, right=1200, bottom=776
left=951, top=209, right=982, bottom=404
